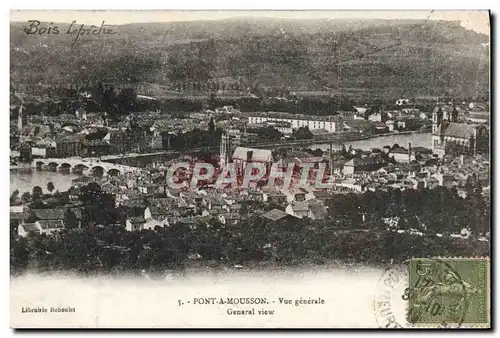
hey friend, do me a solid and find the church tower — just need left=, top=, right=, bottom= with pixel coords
left=432, top=105, right=443, bottom=135
left=451, top=105, right=459, bottom=123
left=432, top=104, right=444, bottom=153
left=17, top=103, right=23, bottom=133
left=219, top=132, right=230, bottom=168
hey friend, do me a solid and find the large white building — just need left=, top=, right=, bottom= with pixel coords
left=248, top=114, right=338, bottom=133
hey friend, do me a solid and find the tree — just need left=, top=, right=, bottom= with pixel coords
left=79, top=182, right=118, bottom=226
left=117, top=88, right=138, bottom=113
left=255, top=126, right=282, bottom=141
left=340, top=144, right=349, bottom=158
left=96, top=84, right=119, bottom=122
left=128, top=116, right=141, bottom=133
left=293, top=126, right=313, bottom=140
left=208, top=118, right=215, bottom=134
left=10, top=190, right=19, bottom=206
left=21, top=192, right=31, bottom=204
left=464, top=175, right=475, bottom=196
left=208, top=93, right=217, bottom=110
left=64, top=209, right=80, bottom=229
left=47, top=182, right=55, bottom=193
left=32, top=186, right=43, bottom=201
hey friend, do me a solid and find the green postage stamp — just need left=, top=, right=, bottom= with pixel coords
left=407, top=257, right=490, bottom=326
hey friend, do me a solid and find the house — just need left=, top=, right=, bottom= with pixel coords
left=18, top=222, right=43, bottom=237
left=285, top=201, right=311, bottom=219
left=367, top=113, right=382, bottom=122
left=149, top=197, right=178, bottom=208
left=125, top=216, right=146, bottom=231
left=55, top=134, right=85, bottom=158
left=311, top=190, right=335, bottom=201
left=391, top=148, right=415, bottom=163
left=38, top=219, right=66, bottom=235
left=343, top=156, right=387, bottom=174
left=10, top=211, right=24, bottom=224
left=207, top=196, right=228, bottom=210
left=180, top=191, right=204, bottom=205
left=143, top=217, right=165, bottom=230
left=414, top=178, right=426, bottom=190
left=262, top=190, right=288, bottom=204
left=292, top=156, right=327, bottom=171
left=10, top=205, right=24, bottom=221
left=247, top=189, right=264, bottom=201
left=308, top=200, right=329, bottom=220
left=138, top=183, right=162, bottom=195
left=426, top=176, right=440, bottom=189
left=335, top=178, right=364, bottom=193
left=262, top=209, right=300, bottom=224
left=366, top=182, right=381, bottom=192
left=402, top=178, right=418, bottom=190
left=412, top=147, right=433, bottom=158
left=26, top=209, right=66, bottom=235
left=144, top=206, right=169, bottom=225
left=456, top=188, right=468, bottom=199
left=165, top=188, right=182, bottom=198
left=229, top=203, right=242, bottom=214
left=218, top=212, right=240, bottom=225
left=433, top=173, right=456, bottom=188
left=466, top=111, right=489, bottom=125
left=120, top=198, right=146, bottom=209
left=101, top=182, right=121, bottom=195
left=386, top=120, right=395, bottom=132
left=283, top=188, right=315, bottom=203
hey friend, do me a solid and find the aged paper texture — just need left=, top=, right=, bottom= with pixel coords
left=9, top=10, right=490, bottom=328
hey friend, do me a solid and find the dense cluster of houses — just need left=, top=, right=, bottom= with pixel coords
left=11, top=141, right=490, bottom=238
left=11, top=97, right=489, bottom=164
left=10, top=97, right=490, bottom=238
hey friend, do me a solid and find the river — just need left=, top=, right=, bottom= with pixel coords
left=312, top=131, right=432, bottom=151
left=10, top=132, right=432, bottom=195
left=10, top=169, right=80, bottom=195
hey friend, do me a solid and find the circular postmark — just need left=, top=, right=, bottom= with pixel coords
left=374, top=264, right=411, bottom=328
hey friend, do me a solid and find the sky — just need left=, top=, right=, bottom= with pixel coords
left=10, top=10, right=490, bottom=35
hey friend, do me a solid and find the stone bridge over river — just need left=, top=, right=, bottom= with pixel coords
left=31, top=157, right=143, bottom=177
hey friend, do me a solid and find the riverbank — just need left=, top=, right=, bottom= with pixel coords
left=10, top=162, right=31, bottom=172
left=314, top=129, right=429, bottom=143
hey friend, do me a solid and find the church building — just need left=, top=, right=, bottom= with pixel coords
left=431, top=105, right=488, bottom=158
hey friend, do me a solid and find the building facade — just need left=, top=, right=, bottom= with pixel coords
left=248, top=115, right=338, bottom=133
left=431, top=105, right=488, bottom=158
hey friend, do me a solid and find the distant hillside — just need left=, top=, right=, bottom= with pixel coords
left=10, top=18, right=490, bottom=99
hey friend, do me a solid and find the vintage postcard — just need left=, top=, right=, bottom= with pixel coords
left=9, top=10, right=491, bottom=328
